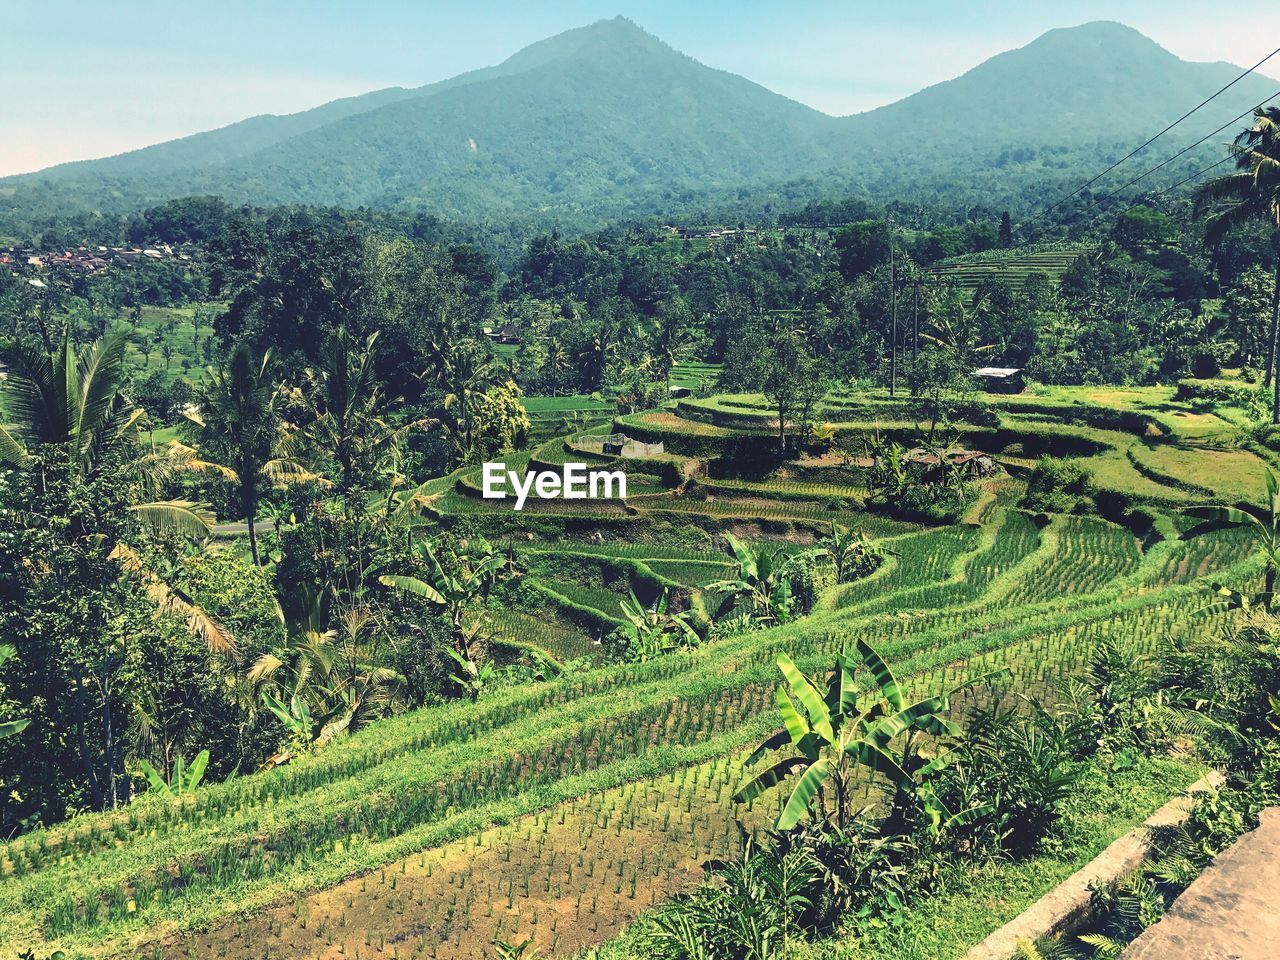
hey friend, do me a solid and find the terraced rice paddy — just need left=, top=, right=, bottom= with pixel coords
left=924, top=246, right=1093, bottom=296
left=1, top=384, right=1270, bottom=960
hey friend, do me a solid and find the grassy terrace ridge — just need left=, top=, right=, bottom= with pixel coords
left=0, top=485, right=1258, bottom=956
left=3, top=382, right=1269, bottom=960
left=922, top=245, right=1096, bottom=295
left=592, top=754, right=1205, bottom=960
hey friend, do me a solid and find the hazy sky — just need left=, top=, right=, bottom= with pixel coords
left=2, top=0, right=1278, bottom=177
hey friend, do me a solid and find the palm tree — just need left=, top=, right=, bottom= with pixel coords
left=651, top=297, right=695, bottom=394
left=1195, top=107, right=1280, bottom=421
left=0, top=327, right=215, bottom=536
left=190, top=345, right=318, bottom=565
left=0, top=329, right=233, bottom=808
left=299, top=327, right=413, bottom=494
left=248, top=593, right=404, bottom=748
left=438, top=343, right=502, bottom=465
left=542, top=339, right=572, bottom=396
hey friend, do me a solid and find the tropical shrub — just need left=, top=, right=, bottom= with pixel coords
left=608, top=588, right=700, bottom=662
left=944, top=701, right=1085, bottom=855
left=734, top=643, right=1006, bottom=836
left=1025, top=456, right=1096, bottom=514
left=638, top=838, right=821, bottom=959
left=823, top=523, right=882, bottom=584
left=705, top=533, right=799, bottom=626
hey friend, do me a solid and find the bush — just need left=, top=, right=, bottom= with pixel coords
left=944, top=702, right=1085, bottom=856
left=783, top=551, right=833, bottom=616
left=1024, top=456, right=1095, bottom=513
left=385, top=610, right=454, bottom=707
left=1174, top=377, right=1259, bottom=407
left=891, top=482, right=975, bottom=523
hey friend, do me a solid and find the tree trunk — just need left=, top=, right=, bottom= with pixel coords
left=244, top=478, right=261, bottom=566
left=73, top=666, right=103, bottom=811
left=889, top=242, right=897, bottom=398
left=1271, top=259, right=1280, bottom=423
left=246, top=511, right=261, bottom=568
left=911, top=281, right=919, bottom=396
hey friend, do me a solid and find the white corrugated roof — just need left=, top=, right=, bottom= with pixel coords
left=973, top=367, right=1022, bottom=377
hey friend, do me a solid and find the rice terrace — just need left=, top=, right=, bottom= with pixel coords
left=3, top=4, right=1280, bottom=960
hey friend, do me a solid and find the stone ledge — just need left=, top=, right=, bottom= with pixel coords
left=962, top=772, right=1223, bottom=960
left=1122, top=805, right=1280, bottom=959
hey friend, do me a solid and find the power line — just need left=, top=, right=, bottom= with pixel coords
left=1070, top=90, right=1279, bottom=217
left=1018, top=43, right=1280, bottom=229
left=1146, top=152, right=1238, bottom=200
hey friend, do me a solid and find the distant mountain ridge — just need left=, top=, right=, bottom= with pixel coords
left=3, top=17, right=1275, bottom=228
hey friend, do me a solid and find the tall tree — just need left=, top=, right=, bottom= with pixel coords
left=190, top=345, right=316, bottom=565
left=758, top=326, right=829, bottom=455
left=651, top=295, right=696, bottom=393
left=1195, top=107, right=1280, bottom=422
left=299, top=328, right=409, bottom=495
left=998, top=211, right=1014, bottom=248
left=0, top=329, right=224, bottom=814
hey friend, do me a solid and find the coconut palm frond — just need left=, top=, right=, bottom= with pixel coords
left=1194, top=171, right=1257, bottom=211
left=0, top=423, right=31, bottom=468
left=0, top=338, right=61, bottom=443
left=110, top=542, right=237, bottom=656
left=247, top=652, right=286, bottom=685
left=128, top=500, right=217, bottom=538
left=263, top=457, right=329, bottom=486
left=73, top=326, right=131, bottom=453
left=164, top=441, right=240, bottom=481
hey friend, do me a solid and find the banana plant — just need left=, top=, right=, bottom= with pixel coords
left=615, top=588, right=700, bottom=661
left=824, top=523, right=880, bottom=583
left=735, top=639, right=1007, bottom=835
left=446, top=621, right=495, bottom=701
left=1184, top=469, right=1280, bottom=610
left=705, top=533, right=795, bottom=626
left=379, top=537, right=505, bottom=637
left=864, top=432, right=910, bottom=501
left=0, top=644, right=30, bottom=740
left=137, top=749, right=209, bottom=798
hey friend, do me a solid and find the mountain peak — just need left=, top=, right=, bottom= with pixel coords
left=3, top=16, right=1272, bottom=229
left=497, top=15, right=675, bottom=72
left=1023, top=20, right=1173, bottom=60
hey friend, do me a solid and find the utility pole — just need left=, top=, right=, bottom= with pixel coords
left=911, top=277, right=920, bottom=395
left=889, top=219, right=897, bottom=398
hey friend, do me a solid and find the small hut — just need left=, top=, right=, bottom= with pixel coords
left=973, top=366, right=1025, bottom=394
left=903, top=448, right=998, bottom=481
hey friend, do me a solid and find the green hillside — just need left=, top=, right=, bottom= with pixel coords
left=1, top=385, right=1266, bottom=959
left=2, top=20, right=1274, bottom=228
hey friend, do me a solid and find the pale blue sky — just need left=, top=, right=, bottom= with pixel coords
left=2, top=1, right=1277, bottom=176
